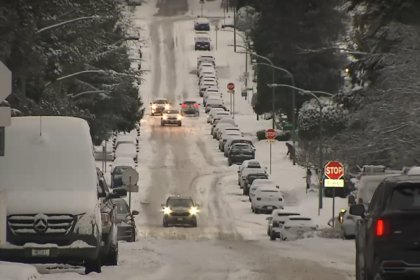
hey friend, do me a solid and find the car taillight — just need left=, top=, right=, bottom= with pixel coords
left=246, top=180, right=249, bottom=183
left=284, top=226, right=291, bottom=229
left=182, top=104, right=187, bottom=107
left=358, top=197, right=363, bottom=204
left=101, top=213, right=111, bottom=226
left=376, top=219, right=389, bottom=236
left=194, top=104, right=199, bottom=107
left=256, top=198, right=261, bottom=201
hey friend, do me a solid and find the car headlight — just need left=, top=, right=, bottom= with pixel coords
left=189, top=207, right=199, bottom=215
left=163, top=207, right=171, bottom=214
left=165, top=104, right=170, bottom=109
left=162, top=115, right=167, bottom=120
left=152, top=105, right=157, bottom=109
left=177, top=115, right=182, bottom=120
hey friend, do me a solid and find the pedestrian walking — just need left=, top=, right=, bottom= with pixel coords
left=306, top=168, right=312, bottom=190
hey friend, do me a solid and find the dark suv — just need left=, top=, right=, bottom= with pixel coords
left=195, top=37, right=211, bottom=51
left=228, top=143, right=255, bottom=166
left=161, top=195, right=200, bottom=227
left=243, top=173, right=269, bottom=196
left=350, top=174, right=420, bottom=280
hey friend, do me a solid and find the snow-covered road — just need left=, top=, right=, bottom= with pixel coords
left=2, top=1, right=354, bottom=280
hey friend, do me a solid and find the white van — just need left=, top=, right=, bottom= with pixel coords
left=0, top=116, right=103, bottom=273
left=356, top=174, right=400, bottom=209
left=251, top=187, right=284, bottom=214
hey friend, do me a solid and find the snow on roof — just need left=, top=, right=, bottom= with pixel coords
left=196, top=17, right=210, bottom=23
left=0, top=117, right=97, bottom=193
left=115, top=143, right=136, bottom=157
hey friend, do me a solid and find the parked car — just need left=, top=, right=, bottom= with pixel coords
left=280, top=217, right=316, bottom=241
left=212, top=118, right=236, bottom=136
left=113, top=134, right=138, bottom=150
left=244, top=173, right=270, bottom=196
left=228, top=143, right=255, bottom=166
left=266, top=211, right=300, bottom=240
left=207, top=107, right=226, bottom=123
left=94, top=140, right=114, bottom=161
left=237, top=160, right=263, bottom=185
left=113, top=198, right=139, bottom=242
left=197, top=54, right=215, bottom=66
left=251, top=186, right=284, bottom=214
left=115, top=143, right=138, bottom=163
left=224, top=138, right=254, bottom=157
left=195, top=37, right=211, bottom=51
left=194, top=17, right=210, bottom=31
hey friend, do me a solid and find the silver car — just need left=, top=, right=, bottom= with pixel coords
left=113, top=198, right=139, bottom=242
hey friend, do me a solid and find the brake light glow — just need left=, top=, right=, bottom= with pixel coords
left=376, top=219, right=388, bottom=236
left=182, top=104, right=187, bottom=107
left=194, top=104, right=199, bottom=107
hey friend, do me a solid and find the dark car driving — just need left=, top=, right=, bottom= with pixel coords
left=113, top=198, right=139, bottom=242
left=180, top=100, right=200, bottom=116
left=195, top=37, right=211, bottom=51
left=228, top=143, right=255, bottom=166
left=161, top=195, right=200, bottom=227
left=350, top=174, right=420, bottom=280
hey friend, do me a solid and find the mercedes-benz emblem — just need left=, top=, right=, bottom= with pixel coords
left=34, top=218, right=48, bottom=233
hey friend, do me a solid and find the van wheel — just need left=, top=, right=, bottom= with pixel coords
left=104, top=243, right=118, bottom=266
left=85, top=256, right=102, bottom=274
left=228, top=159, right=232, bottom=166
left=163, top=219, right=168, bottom=227
left=270, top=231, right=276, bottom=241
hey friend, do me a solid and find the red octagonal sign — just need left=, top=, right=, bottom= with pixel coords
left=227, top=83, right=235, bottom=90
left=324, top=161, right=344, bottom=180
left=265, top=129, right=276, bottom=140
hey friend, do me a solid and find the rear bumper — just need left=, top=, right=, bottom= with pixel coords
left=182, top=110, right=198, bottom=114
left=162, top=119, right=181, bottom=124
left=378, top=260, right=420, bottom=280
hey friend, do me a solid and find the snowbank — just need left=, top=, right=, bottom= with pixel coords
left=0, top=262, right=38, bottom=280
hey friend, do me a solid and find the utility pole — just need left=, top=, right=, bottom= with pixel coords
left=233, top=0, right=237, bottom=52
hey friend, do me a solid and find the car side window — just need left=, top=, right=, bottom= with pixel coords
left=367, top=184, right=384, bottom=213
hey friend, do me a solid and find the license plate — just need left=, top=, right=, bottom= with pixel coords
left=177, top=218, right=183, bottom=221
left=267, top=206, right=272, bottom=209
left=32, top=249, right=50, bottom=257
left=297, top=230, right=303, bottom=234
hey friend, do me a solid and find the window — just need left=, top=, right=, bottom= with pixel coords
left=290, top=217, right=311, bottom=221
left=368, top=184, right=385, bottom=212
left=389, top=184, right=420, bottom=210
left=115, top=200, right=130, bottom=214
left=168, top=199, right=193, bottom=208
left=155, top=100, right=166, bottom=104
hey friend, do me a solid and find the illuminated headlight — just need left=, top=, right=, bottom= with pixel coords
left=177, top=115, right=182, bottom=120
left=152, top=105, right=157, bottom=109
left=165, top=104, right=170, bottom=109
left=163, top=207, right=171, bottom=214
left=189, top=207, right=198, bottom=215
left=162, top=115, right=167, bottom=120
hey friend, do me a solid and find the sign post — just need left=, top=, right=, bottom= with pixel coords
left=227, top=83, right=235, bottom=119
left=0, top=61, right=12, bottom=246
left=199, top=0, right=205, bottom=17
left=324, top=161, right=345, bottom=228
left=122, top=168, right=139, bottom=212
left=215, top=25, right=219, bottom=50
left=265, top=129, right=277, bottom=174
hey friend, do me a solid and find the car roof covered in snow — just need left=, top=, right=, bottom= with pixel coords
left=196, top=17, right=210, bottom=23
left=115, top=143, right=136, bottom=157
left=153, top=97, right=168, bottom=102
left=0, top=116, right=97, bottom=192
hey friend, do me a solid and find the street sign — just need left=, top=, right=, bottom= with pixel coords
left=228, top=89, right=234, bottom=94
left=227, top=83, right=235, bottom=90
left=324, top=161, right=344, bottom=180
left=122, top=168, right=139, bottom=186
left=0, top=61, right=12, bottom=103
left=265, top=129, right=277, bottom=140
left=241, top=90, right=247, bottom=97
left=243, top=72, right=249, bottom=79
left=324, top=179, right=345, bottom=187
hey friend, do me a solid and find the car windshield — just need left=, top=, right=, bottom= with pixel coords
left=232, top=144, right=252, bottom=151
left=155, top=100, right=166, bottom=104
left=114, top=166, right=132, bottom=175
left=184, top=101, right=196, bottom=105
left=248, top=163, right=261, bottom=168
left=249, top=175, right=268, bottom=182
left=197, top=37, right=209, bottom=41
left=115, top=199, right=130, bottom=214
left=168, top=198, right=193, bottom=208
left=389, top=184, right=420, bottom=210
left=164, top=110, right=179, bottom=114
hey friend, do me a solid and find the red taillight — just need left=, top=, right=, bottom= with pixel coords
left=194, top=104, right=199, bottom=107
left=182, top=104, right=187, bottom=107
left=101, top=213, right=111, bottom=226
left=358, top=198, right=363, bottom=204
left=376, top=219, right=388, bottom=236
left=256, top=198, right=261, bottom=201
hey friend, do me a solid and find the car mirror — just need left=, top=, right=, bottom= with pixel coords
left=348, top=195, right=356, bottom=206
left=112, top=187, right=128, bottom=198
left=266, top=217, right=272, bottom=220
left=349, top=204, right=365, bottom=217
left=276, top=186, right=279, bottom=189
left=132, top=210, right=139, bottom=215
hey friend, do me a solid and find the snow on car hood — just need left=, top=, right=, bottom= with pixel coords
left=6, top=190, right=98, bottom=215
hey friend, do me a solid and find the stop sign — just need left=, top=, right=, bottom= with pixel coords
left=227, top=83, right=235, bottom=90
left=324, top=161, right=344, bottom=180
left=265, top=129, right=276, bottom=140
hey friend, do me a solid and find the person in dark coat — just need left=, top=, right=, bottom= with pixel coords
left=285, top=142, right=295, bottom=159
left=306, top=168, right=312, bottom=190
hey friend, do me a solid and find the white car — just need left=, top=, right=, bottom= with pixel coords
left=115, top=143, right=138, bottom=163
left=251, top=186, right=283, bottom=214
left=204, top=92, right=220, bottom=105
left=218, top=131, right=242, bottom=149
left=340, top=210, right=358, bottom=239
left=205, top=99, right=225, bottom=113
left=280, top=217, right=316, bottom=241
left=266, top=210, right=300, bottom=240
left=207, top=108, right=225, bottom=123
left=212, top=122, right=234, bottom=138
left=198, top=62, right=215, bottom=74
left=199, top=69, right=216, bottom=80
left=111, top=157, right=136, bottom=173
left=217, top=126, right=241, bottom=140
left=212, top=118, right=236, bottom=136
left=211, top=111, right=230, bottom=124
left=238, top=160, right=262, bottom=184
left=249, top=179, right=275, bottom=199
left=198, top=74, right=217, bottom=85
left=197, top=54, right=215, bottom=67
left=199, top=77, right=218, bottom=87
left=199, top=83, right=218, bottom=97
left=114, top=134, right=138, bottom=150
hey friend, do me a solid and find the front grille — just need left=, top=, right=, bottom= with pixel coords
left=170, top=212, right=190, bottom=217
left=8, top=214, right=75, bottom=235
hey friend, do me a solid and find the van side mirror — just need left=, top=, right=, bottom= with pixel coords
left=348, top=195, right=356, bottom=206
left=132, top=210, right=139, bottom=215
left=276, top=186, right=279, bottom=189
left=266, top=217, right=272, bottom=220
left=349, top=204, right=365, bottom=217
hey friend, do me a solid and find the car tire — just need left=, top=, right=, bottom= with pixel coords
left=85, top=255, right=102, bottom=274
left=228, top=159, right=232, bottom=166
left=129, top=227, right=136, bottom=242
left=161, top=122, right=165, bottom=126
left=163, top=219, right=168, bottom=227
left=270, top=231, right=276, bottom=241
left=104, top=243, right=118, bottom=266
left=178, top=122, right=182, bottom=126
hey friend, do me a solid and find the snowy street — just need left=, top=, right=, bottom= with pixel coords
left=0, top=1, right=355, bottom=280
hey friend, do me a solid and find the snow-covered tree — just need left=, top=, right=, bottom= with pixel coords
left=0, top=0, right=144, bottom=143
left=235, top=6, right=259, bottom=32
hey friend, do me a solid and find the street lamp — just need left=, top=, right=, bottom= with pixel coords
left=253, top=62, right=296, bottom=165
left=235, top=46, right=276, bottom=129
left=268, top=83, right=333, bottom=215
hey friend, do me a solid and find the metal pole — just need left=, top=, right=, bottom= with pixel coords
left=332, top=187, right=335, bottom=228
left=272, top=68, right=275, bottom=129
left=291, top=77, right=296, bottom=165
left=233, top=3, right=236, bottom=52
left=215, top=27, right=218, bottom=50
left=319, top=102, right=323, bottom=214
left=230, top=91, right=232, bottom=115
left=233, top=89, right=235, bottom=119
left=245, top=48, right=248, bottom=88
left=269, top=142, right=272, bottom=174
left=129, top=176, right=132, bottom=212
left=223, top=2, right=226, bottom=25
left=104, top=141, right=107, bottom=173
